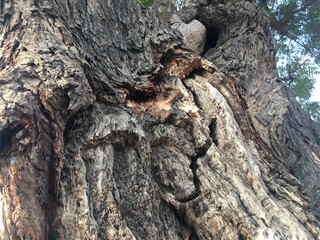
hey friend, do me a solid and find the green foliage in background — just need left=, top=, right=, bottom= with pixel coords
left=137, top=0, right=153, bottom=7
left=303, top=101, right=320, bottom=123
left=258, top=0, right=320, bottom=124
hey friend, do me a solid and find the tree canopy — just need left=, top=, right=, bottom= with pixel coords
left=259, top=0, right=320, bottom=123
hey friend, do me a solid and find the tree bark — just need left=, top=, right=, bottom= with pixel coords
left=0, top=0, right=320, bottom=239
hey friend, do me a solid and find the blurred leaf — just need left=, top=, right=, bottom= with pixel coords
left=137, top=0, right=153, bottom=7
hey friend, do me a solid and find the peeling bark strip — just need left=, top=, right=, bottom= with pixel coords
left=0, top=0, right=320, bottom=239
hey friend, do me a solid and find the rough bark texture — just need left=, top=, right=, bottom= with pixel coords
left=0, top=0, right=320, bottom=239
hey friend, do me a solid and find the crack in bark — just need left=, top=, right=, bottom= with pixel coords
left=187, top=148, right=206, bottom=202
left=0, top=121, right=27, bottom=157
left=164, top=197, right=200, bottom=240
left=208, top=117, right=218, bottom=146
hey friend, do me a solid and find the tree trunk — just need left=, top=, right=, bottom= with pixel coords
left=0, top=0, right=320, bottom=239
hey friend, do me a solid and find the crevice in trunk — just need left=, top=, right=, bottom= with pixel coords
left=209, top=118, right=218, bottom=146
left=179, top=145, right=209, bottom=203
left=167, top=202, right=199, bottom=240
left=47, top=124, right=65, bottom=240
left=0, top=122, right=25, bottom=157
left=202, top=26, right=220, bottom=55
left=46, top=154, right=59, bottom=240
left=125, top=86, right=158, bottom=103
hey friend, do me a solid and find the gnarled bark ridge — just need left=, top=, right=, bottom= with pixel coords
left=0, top=0, right=319, bottom=239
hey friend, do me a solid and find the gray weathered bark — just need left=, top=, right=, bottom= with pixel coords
left=0, top=0, right=320, bottom=239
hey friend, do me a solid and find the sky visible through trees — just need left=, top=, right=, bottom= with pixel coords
left=311, top=77, right=320, bottom=101
left=262, top=0, right=320, bottom=123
